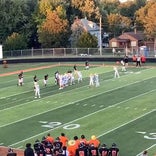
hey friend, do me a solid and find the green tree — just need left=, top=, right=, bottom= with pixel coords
left=77, top=32, right=98, bottom=48
left=4, top=32, right=27, bottom=50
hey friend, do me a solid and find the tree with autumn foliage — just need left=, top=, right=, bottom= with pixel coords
left=71, top=0, right=100, bottom=21
left=135, top=1, right=156, bottom=50
left=107, top=13, right=131, bottom=37
left=38, top=7, right=70, bottom=48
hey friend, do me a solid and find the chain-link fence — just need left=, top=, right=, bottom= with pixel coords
left=3, top=47, right=155, bottom=58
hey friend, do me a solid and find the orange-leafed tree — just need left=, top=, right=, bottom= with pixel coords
left=107, top=13, right=131, bottom=37
left=135, top=1, right=156, bottom=51
left=38, top=8, right=70, bottom=48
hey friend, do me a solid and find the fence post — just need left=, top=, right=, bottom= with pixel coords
left=31, top=47, right=33, bottom=57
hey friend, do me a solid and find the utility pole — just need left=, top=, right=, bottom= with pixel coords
left=99, top=16, right=102, bottom=56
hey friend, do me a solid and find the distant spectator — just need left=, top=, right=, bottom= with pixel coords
left=141, top=55, right=146, bottom=64
left=24, top=143, right=34, bottom=156
left=132, top=55, right=137, bottom=64
left=136, top=55, right=141, bottom=67
left=7, top=148, right=17, bottom=156
left=112, top=48, right=116, bottom=56
left=124, top=55, right=129, bottom=67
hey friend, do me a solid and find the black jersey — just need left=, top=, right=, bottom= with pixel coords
left=99, top=147, right=109, bottom=156
left=109, top=147, right=119, bottom=156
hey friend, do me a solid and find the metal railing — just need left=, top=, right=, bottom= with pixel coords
left=3, top=47, right=155, bottom=58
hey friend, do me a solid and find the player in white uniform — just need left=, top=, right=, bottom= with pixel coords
left=77, top=71, right=82, bottom=83
left=89, top=74, right=94, bottom=86
left=94, top=73, right=100, bottom=87
left=113, top=66, right=120, bottom=78
left=34, top=80, right=40, bottom=98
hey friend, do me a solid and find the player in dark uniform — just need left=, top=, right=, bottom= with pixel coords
left=55, top=71, right=59, bottom=85
left=33, top=75, right=37, bottom=82
left=76, top=142, right=88, bottom=156
left=109, top=143, right=119, bottom=156
left=33, top=139, right=45, bottom=156
left=88, top=143, right=99, bottom=156
left=99, top=144, right=109, bottom=156
left=53, top=137, right=63, bottom=155
left=73, top=64, right=77, bottom=71
left=44, top=141, right=53, bottom=156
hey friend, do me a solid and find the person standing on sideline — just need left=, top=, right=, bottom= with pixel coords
left=24, top=143, right=34, bottom=156
left=136, top=55, right=141, bottom=67
left=113, top=66, right=120, bottom=78
left=34, top=79, right=40, bottom=98
left=7, top=148, right=17, bottom=156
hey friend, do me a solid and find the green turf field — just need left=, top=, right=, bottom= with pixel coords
left=0, top=62, right=156, bottom=156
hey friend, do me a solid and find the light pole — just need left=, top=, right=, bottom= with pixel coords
left=99, top=16, right=102, bottom=56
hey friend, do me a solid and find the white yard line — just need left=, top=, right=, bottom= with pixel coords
left=8, top=93, right=156, bottom=147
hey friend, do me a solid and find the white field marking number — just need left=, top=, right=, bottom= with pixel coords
left=39, top=121, right=80, bottom=130
left=136, top=131, right=156, bottom=140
